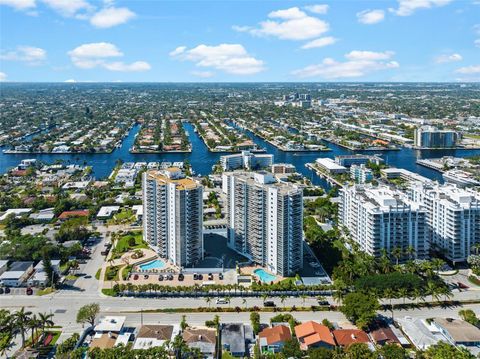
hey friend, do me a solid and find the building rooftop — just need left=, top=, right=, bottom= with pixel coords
left=434, top=318, right=480, bottom=343
left=221, top=323, right=246, bottom=354
left=146, top=169, right=199, bottom=190
left=95, top=316, right=126, bottom=333
left=315, top=157, right=347, bottom=171
left=332, top=329, right=370, bottom=347
left=259, top=325, right=291, bottom=345
left=295, top=321, right=336, bottom=347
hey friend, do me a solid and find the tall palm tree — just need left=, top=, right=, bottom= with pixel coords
left=391, top=247, right=403, bottom=266
left=406, top=246, right=416, bottom=260
left=242, top=298, right=247, bottom=309
left=384, top=288, right=396, bottom=320
left=13, top=307, right=32, bottom=348
left=225, top=296, right=232, bottom=308
left=37, top=312, right=54, bottom=342
left=204, top=297, right=211, bottom=308
left=280, top=295, right=287, bottom=309
left=28, top=314, right=39, bottom=347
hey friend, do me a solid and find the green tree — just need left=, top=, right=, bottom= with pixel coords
left=281, top=338, right=303, bottom=358
left=424, top=341, right=475, bottom=359
left=380, top=343, right=408, bottom=359
left=340, top=292, right=379, bottom=330
left=458, top=309, right=480, bottom=327
left=13, top=307, right=32, bottom=348
left=250, top=312, right=261, bottom=334
left=76, top=303, right=100, bottom=327
left=345, top=342, right=377, bottom=359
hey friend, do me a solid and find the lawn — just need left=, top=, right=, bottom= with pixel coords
left=115, top=232, right=148, bottom=253
left=95, top=268, right=102, bottom=280
left=104, top=265, right=122, bottom=281
left=107, top=209, right=136, bottom=225
left=36, top=287, right=55, bottom=296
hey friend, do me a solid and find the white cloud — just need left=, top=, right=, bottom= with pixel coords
left=301, top=36, right=337, bottom=49
left=455, top=65, right=480, bottom=74
left=191, top=71, right=215, bottom=78
left=391, top=0, right=453, bottom=16
left=0, top=72, right=7, bottom=81
left=102, top=61, right=151, bottom=72
left=0, top=45, right=46, bottom=65
left=234, top=7, right=329, bottom=41
left=475, top=39, right=480, bottom=48
left=0, top=0, right=35, bottom=11
left=357, top=9, right=385, bottom=24
left=68, top=42, right=150, bottom=72
left=64, top=79, right=76, bottom=82
left=90, top=6, right=135, bottom=28
left=434, top=53, right=462, bottom=63
left=292, top=50, right=399, bottom=79
left=41, top=0, right=93, bottom=18
left=345, top=50, right=394, bottom=61
left=304, top=4, right=329, bottom=14
left=170, top=43, right=265, bottom=75
left=169, top=46, right=186, bottom=57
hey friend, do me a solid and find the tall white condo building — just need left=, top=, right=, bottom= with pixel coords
left=222, top=171, right=303, bottom=277
left=409, top=183, right=480, bottom=263
left=339, top=185, right=427, bottom=259
left=143, top=168, right=203, bottom=267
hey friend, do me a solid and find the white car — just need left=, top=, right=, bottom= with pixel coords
left=215, top=298, right=229, bottom=305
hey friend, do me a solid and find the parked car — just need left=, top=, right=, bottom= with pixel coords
left=0, top=288, right=4, bottom=294
left=26, top=288, right=33, bottom=296
left=208, top=273, right=214, bottom=280
left=144, top=275, right=149, bottom=279
left=218, top=273, right=224, bottom=280
left=264, top=301, right=275, bottom=307
left=158, top=275, right=164, bottom=281
left=178, top=273, right=184, bottom=281
left=133, top=274, right=139, bottom=280
left=216, top=298, right=229, bottom=305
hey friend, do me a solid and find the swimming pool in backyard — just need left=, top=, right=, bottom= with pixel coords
left=138, top=259, right=165, bottom=271
left=253, top=269, right=277, bottom=283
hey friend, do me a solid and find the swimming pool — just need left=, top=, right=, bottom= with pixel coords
left=138, top=259, right=165, bottom=271
left=254, top=269, right=277, bottom=283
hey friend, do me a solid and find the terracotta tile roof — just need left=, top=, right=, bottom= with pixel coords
left=294, top=321, right=336, bottom=347
left=333, top=329, right=370, bottom=347
left=58, top=210, right=89, bottom=219
left=137, top=325, right=174, bottom=340
left=370, top=325, right=400, bottom=345
left=259, top=325, right=291, bottom=345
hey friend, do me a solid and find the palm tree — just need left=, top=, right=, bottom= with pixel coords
left=391, top=247, right=403, bottom=266
left=397, top=288, right=409, bottom=305
left=406, top=246, right=416, bottom=260
left=225, top=296, right=232, bottom=308
left=13, top=307, right=32, bottom=348
left=384, top=288, right=396, bottom=320
left=37, top=312, right=54, bottom=342
left=28, top=314, right=40, bottom=347
left=280, top=295, right=287, bottom=309
left=242, top=298, right=247, bottom=309
left=205, top=297, right=212, bottom=308
left=412, top=288, right=424, bottom=306
left=261, top=293, right=269, bottom=305
left=471, top=243, right=480, bottom=255
left=427, top=281, right=442, bottom=303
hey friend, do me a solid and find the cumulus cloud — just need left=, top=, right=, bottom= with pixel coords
left=434, top=53, right=462, bottom=63
left=41, top=0, right=93, bottom=18
left=170, top=43, right=265, bottom=75
left=455, top=65, right=480, bottom=74
left=68, top=42, right=150, bottom=72
left=233, top=7, right=329, bottom=41
left=0, top=45, right=46, bottom=65
left=90, top=6, right=135, bottom=28
left=357, top=9, right=385, bottom=24
left=304, top=4, right=329, bottom=14
left=301, top=36, right=337, bottom=49
left=64, top=79, right=76, bottom=83
left=0, top=72, right=7, bottom=81
left=0, top=0, right=35, bottom=11
left=390, top=0, right=453, bottom=16
left=292, top=50, right=399, bottom=79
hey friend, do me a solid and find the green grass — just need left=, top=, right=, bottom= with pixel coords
left=95, top=268, right=101, bottom=280
left=468, top=275, right=480, bottom=286
left=36, top=287, right=55, bottom=296
left=465, top=134, right=480, bottom=140
left=121, top=265, right=133, bottom=280
left=104, top=265, right=122, bottom=281
left=108, top=209, right=135, bottom=225
left=115, top=232, right=148, bottom=253
left=102, top=288, right=117, bottom=296
left=65, top=274, right=78, bottom=281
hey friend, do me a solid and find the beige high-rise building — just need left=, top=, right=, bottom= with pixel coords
left=143, top=168, right=203, bottom=267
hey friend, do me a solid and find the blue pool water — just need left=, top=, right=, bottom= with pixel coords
left=254, top=269, right=277, bottom=283
left=139, top=259, right=165, bottom=271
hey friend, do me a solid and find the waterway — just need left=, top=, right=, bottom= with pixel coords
left=1, top=122, right=480, bottom=190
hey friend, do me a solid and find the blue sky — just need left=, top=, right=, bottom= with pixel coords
left=0, top=0, right=479, bottom=82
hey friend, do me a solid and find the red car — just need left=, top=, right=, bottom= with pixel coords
left=133, top=274, right=139, bottom=280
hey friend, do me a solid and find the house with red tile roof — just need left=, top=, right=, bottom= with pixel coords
left=333, top=329, right=371, bottom=348
left=294, top=321, right=336, bottom=350
left=58, top=210, right=89, bottom=220
left=258, top=325, right=291, bottom=354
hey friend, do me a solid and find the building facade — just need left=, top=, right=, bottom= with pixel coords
left=143, top=168, right=203, bottom=267
left=339, top=185, right=427, bottom=259
left=220, top=151, right=273, bottom=171
left=222, top=172, right=303, bottom=276
left=409, top=183, right=480, bottom=263
left=414, top=126, right=459, bottom=148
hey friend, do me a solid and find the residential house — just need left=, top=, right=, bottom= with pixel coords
left=27, top=260, right=61, bottom=287
left=294, top=321, right=336, bottom=350
left=258, top=325, right=291, bottom=354
left=90, top=316, right=130, bottom=350
left=332, top=329, right=371, bottom=348
left=432, top=318, right=480, bottom=348
left=221, top=323, right=254, bottom=357
left=133, top=324, right=180, bottom=350
left=0, top=261, right=34, bottom=287
left=397, top=317, right=448, bottom=350
left=182, top=327, right=217, bottom=359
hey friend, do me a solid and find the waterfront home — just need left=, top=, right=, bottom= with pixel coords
left=294, top=321, right=336, bottom=350
left=0, top=261, right=34, bottom=287
left=221, top=323, right=254, bottom=357
left=182, top=327, right=217, bottom=359
left=133, top=324, right=180, bottom=350
left=258, top=325, right=291, bottom=354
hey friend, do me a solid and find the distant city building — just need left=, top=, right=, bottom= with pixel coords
left=315, top=158, right=347, bottom=175
left=409, top=183, right=480, bottom=263
left=271, top=163, right=296, bottom=175
left=143, top=168, right=203, bottom=267
left=339, top=185, right=427, bottom=259
left=222, top=171, right=303, bottom=276
left=335, top=154, right=383, bottom=167
left=414, top=126, right=459, bottom=148
left=220, top=151, right=273, bottom=171
left=381, top=168, right=432, bottom=184
left=350, top=164, right=373, bottom=184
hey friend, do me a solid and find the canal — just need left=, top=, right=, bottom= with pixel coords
left=1, top=122, right=480, bottom=190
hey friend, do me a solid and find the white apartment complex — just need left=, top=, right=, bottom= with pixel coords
left=143, top=168, right=203, bottom=267
left=340, top=185, right=427, bottom=259
left=220, top=151, right=273, bottom=171
left=409, top=183, right=480, bottom=263
left=222, top=171, right=303, bottom=276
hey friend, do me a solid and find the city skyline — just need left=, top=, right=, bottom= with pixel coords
left=1, top=0, right=479, bottom=83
